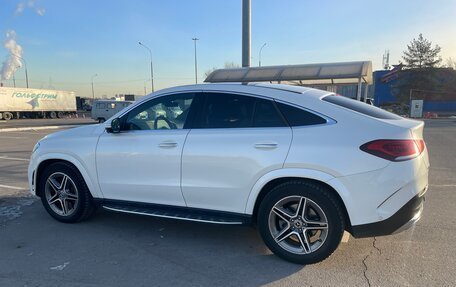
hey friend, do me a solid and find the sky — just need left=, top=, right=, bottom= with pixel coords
left=1, top=0, right=455, bottom=97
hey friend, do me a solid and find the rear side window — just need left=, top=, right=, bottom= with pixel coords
left=195, top=93, right=287, bottom=129
left=322, top=95, right=402, bottom=120
left=276, top=102, right=327, bottom=126
left=253, top=98, right=286, bottom=127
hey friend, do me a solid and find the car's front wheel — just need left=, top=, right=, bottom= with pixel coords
left=39, top=162, right=96, bottom=223
left=258, top=180, right=345, bottom=264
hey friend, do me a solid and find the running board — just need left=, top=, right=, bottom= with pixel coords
left=100, top=199, right=251, bottom=225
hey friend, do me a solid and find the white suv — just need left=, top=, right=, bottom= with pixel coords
left=28, top=83, right=429, bottom=264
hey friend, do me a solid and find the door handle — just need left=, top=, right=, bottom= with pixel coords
left=254, top=143, right=278, bottom=149
left=159, top=141, right=178, bottom=148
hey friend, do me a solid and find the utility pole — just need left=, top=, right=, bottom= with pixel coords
left=242, top=0, right=251, bottom=67
left=192, top=38, right=199, bottom=84
left=138, top=42, right=155, bottom=92
left=91, top=74, right=98, bottom=99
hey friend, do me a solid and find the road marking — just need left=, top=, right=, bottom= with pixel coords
left=0, top=125, right=74, bottom=132
left=430, top=184, right=456, bottom=187
left=0, top=184, right=28, bottom=190
left=0, top=135, right=24, bottom=139
left=0, top=156, right=29, bottom=162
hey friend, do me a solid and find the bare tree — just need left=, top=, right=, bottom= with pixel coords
left=204, top=62, right=241, bottom=79
left=204, top=66, right=218, bottom=78
left=444, top=57, right=456, bottom=69
left=224, top=61, right=240, bottom=68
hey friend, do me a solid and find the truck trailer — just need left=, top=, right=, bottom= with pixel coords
left=0, top=87, right=77, bottom=120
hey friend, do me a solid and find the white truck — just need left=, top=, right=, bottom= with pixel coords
left=91, top=100, right=132, bottom=123
left=0, top=87, right=77, bottom=120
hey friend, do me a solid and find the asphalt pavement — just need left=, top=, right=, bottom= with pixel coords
left=0, top=119, right=455, bottom=287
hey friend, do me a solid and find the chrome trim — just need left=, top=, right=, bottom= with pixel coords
left=102, top=206, right=244, bottom=225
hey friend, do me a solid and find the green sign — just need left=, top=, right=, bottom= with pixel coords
left=12, top=92, right=58, bottom=100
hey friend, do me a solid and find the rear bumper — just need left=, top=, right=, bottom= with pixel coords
left=350, top=191, right=425, bottom=238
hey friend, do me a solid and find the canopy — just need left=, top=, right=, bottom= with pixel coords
left=204, top=61, right=373, bottom=85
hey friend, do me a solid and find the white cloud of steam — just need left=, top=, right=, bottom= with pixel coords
left=36, top=7, right=45, bottom=16
left=15, top=2, right=25, bottom=14
left=1, top=30, right=23, bottom=81
left=15, top=0, right=45, bottom=16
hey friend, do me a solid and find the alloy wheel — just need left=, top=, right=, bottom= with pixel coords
left=268, top=196, right=329, bottom=254
left=44, top=172, right=79, bottom=217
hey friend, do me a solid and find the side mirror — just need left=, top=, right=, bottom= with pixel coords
left=106, top=118, right=121, bottom=133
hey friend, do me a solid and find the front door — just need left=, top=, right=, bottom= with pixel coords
left=96, top=92, right=197, bottom=206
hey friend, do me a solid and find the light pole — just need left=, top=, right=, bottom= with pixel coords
left=12, top=69, right=17, bottom=88
left=192, top=38, right=199, bottom=84
left=138, top=41, right=155, bottom=93
left=259, top=43, right=267, bottom=67
left=91, top=74, right=98, bottom=99
left=11, top=53, right=29, bottom=88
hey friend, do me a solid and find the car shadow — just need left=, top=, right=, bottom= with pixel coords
left=1, top=201, right=305, bottom=287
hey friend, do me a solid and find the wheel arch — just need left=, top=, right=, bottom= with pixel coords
left=246, top=169, right=353, bottom=231
left=34, top=154, right=102, bottom=199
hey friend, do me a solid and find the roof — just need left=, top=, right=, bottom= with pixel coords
left=149, top=82, right=331, bottom=98
left=204, top=61, right=373, bottom=85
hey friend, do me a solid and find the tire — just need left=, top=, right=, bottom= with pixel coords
left=57, top=111, right=64, bottom=118
left=39, top=162, right=96, bottom=223
left=3, top=112, right=13, bottom=121
left=258, top=180, right=345, bottom=264
left=49, top=111, right=57, bottom=119
left=98, top=118, right=105, bottom=123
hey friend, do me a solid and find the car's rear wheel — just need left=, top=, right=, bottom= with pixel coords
left=39, top=162, right=96, bottom=223
left=258, top=180, right=345, bottom=264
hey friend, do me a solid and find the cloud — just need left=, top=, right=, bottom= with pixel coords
left=15, top=0, right=45, bottom=16
left=15, top=2, right=25, bottom=14
left=36, top=7, right=45, bottom=16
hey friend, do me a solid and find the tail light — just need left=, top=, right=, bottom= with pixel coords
left=360, top=139, right=425, bottom=162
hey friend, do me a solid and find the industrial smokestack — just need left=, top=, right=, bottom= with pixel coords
left=242, top=0, right=251, bottom=67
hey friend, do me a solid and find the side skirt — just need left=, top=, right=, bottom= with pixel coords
left=95, top=198, right=252, bottom=225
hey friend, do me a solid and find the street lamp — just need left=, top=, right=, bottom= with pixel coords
left=258, top=43, right=267, bottom=67
left=91, top=74, right=98, bottom=99
left=11, top=53, right=29, bottom=88
left=138, top=41, right=155, bottom=93
left=12, top=67, right=19, bottom=88
left=192, top=38, right=199, bottom=84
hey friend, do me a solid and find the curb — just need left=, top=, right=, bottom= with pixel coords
left=0, top=125, right=74, bottom=132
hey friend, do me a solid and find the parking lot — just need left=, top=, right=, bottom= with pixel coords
left=0, top=118, right=455, bottom=287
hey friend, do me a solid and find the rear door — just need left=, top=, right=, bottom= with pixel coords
left=181, top=92, right=292, bottom=213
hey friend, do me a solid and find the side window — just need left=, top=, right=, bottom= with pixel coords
left=276, top=102, right=327, bottom=126
left=96, top=103, right=106, bottom=109
left=124, top=93, right=194, bottom=131
left=253, top=98, right=287, bottom=127
left=196, top=93, right=288, bottom=129
left=198, top=93, right=255, bottom=128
